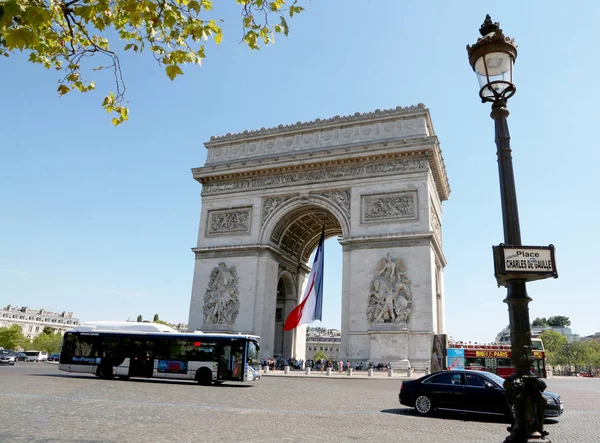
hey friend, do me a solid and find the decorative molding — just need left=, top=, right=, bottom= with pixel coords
left=208, top=104, right=427, bottom=143
left=310, top=189, right=351, bottom=219
left=203, top=158, right=428, bottom=195
left=361, top=191, right=418, bottom=224
left=367, top=254, right=413, bottom=325
left=206, top=207, right=252, bottom=236
left=430, top=200, right=442, bottom=245
left=278, top=263, right=298, bottom=284
left=262, top=195, right=297, bottom=225
left=203, top=263, right=240, bottom=325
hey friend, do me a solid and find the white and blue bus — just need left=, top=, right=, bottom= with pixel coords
left=58, top=322, right=261, bottom=385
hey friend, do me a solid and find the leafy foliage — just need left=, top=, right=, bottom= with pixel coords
left=547, top=316, right=571, bottom=327
left=532, top=317, right=548, bottom=327
left=32, top=329, right=63, bottom=353
left=538, top=330, right=568, bottom=366
left=153, top=313, right=159, bottom=322
left=136, top=314, right=143, bottom=322
left=312, top=350, right=327, bottom=362
left=42, top=325, right=56, bottom=335
left=0, top=0, right=304, bottom=125
left=0, top=325, right=29, bottom=350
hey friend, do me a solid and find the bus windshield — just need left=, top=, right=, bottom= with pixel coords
left=247, top=340, right=259, bottom=365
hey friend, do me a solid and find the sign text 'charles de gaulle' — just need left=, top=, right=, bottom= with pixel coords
left=492, top=244, right=558, bottom=287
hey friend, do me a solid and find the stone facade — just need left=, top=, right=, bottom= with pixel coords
left=0, top=305, right=80, bottom=339
left=188, top=104, right=450, bottom=369
left=306, top=336, right=342, bottom=362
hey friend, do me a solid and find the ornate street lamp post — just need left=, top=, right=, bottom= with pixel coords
left=467, top=16, right=550, bottom=443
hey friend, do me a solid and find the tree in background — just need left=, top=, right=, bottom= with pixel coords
left=312, top=350, right=327, bottom=362
left=136, top=315, right=143, bottom=322
left=153, top=313, right=159, bottom=322
left=42, top=326, right=56, bottom=335
left=0, top=325, right=29, bottom=350
left=562, top=341, right=591, bottom=373
left=538, top=330, right=568, bottom=366
left=547, top=316, right=571, bottom=327
left=532, top=317, right=548, bottom=327
left=32, top=330, right=62, bottom=353
left=0, top=0, right=304, bottom=125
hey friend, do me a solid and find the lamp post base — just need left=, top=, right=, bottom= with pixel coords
left=503, top=374, right=551, bottom=443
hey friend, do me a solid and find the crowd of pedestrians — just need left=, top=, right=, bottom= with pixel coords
left=261, top=357, right=392, bottom=372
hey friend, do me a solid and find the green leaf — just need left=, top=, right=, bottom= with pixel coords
left=57, top=84, right=70, bottom=96
left=279, top=16, right=289, bottom=36
left=165, top=65, right=184, bottom=81
left=3, top=27, right=37, bottom=51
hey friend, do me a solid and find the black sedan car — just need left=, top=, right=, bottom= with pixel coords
left=399, top=370, right=563, bottom=418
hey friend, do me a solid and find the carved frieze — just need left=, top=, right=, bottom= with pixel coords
left=361, top=191, right=418, bottom=224
left=311, top=189, right=351, bottom=219
left=206, top=207, right=252, bottom=236
left=367, top=254, right=413, bottom=325
left=203, top=158, right=428, bottom=194
left=203, top=263, right=240, bottom=325
left=262, top=195, right=296, bottom=225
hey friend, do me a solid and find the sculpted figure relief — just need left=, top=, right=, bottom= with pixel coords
left=209, top=209, right=250, bottom=233
left=367, top=254, right=413, bottom=324
left=203, top=263, right=240, bottom=325
left=364, top=194, right=415, bottom=221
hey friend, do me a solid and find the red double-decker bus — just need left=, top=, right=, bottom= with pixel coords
left=446, top=338, right=546, bottom=378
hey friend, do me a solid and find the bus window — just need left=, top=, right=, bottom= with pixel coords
left=188, top=343, right=217, bottom=361
left=531, top=339, right=544, bottom=351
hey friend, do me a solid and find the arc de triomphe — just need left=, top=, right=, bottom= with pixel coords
left=188, top=104, right=450, bottom=369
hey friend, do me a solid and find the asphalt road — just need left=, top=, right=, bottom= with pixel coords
left=1, top=363, right=599, bottom=442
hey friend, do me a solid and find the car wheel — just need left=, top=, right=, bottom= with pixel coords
left=414, top=395, right=434, bottom=415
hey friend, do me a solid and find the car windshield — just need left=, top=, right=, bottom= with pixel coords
left=1, top=350, right=15, bottom=356
left=479, top=371, right=507, bottom=386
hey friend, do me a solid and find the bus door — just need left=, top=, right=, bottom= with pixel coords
left=129, top=340, right=155, bottom=378
left=532, top=359, right=546, bottom=378
left=217, top=342, right=245, bottom=381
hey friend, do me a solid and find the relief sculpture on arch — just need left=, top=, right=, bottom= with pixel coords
left=367, top=254, right=413, bottom=324
left=203, top=262, right=240, bottom=325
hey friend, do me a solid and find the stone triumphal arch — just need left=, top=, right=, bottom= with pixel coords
left=188, top=104, right=450, bottom=369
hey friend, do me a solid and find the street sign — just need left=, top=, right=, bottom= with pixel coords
left=492, top=244, right=558, bottom=287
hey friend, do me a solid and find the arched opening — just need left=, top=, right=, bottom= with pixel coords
left=267, top=203, right=344, bottom=361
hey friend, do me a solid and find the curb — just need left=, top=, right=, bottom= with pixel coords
left=261, top=371, right=420, bottom=380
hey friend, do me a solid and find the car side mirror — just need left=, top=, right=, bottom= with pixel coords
left=484, top=381, right=495, bottom=389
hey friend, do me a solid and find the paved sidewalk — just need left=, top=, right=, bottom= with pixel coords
left=261, top=368, right=421, bottom=380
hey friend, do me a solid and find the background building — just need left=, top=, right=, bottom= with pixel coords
left=305, top=327, right=341, bottom=361
left=0, top=305, right=80, bottom=338
left=496, top=325, right=580, bottom=344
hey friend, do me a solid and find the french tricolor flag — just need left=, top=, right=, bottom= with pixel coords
left=283, top=227, right=325, bottom=331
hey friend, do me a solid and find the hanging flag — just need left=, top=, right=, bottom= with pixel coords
left=283, top=227, right=325, bottom=331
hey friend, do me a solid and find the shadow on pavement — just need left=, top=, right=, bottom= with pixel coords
left=27, top=372, right=253, bottom=388
left=382, top=407, right=560, bottom=426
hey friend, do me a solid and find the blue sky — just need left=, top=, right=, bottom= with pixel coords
left=1, top=1, right=598, bottom=342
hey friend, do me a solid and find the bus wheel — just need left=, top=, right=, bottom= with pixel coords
left=97, top=365, right=114, bottom=379
left=196, top=368, right=212, bottom=386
